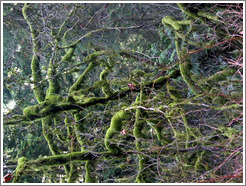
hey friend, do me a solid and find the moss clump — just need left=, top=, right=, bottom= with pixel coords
left=23, top=105, right=40, bottom=119
left=135, top=156, right=150, bottom=183
left=17, top=157, right=27, bottom=167
left=83, top=97, right=102, bottom=104
left=104, top=110, right=129, bottom=155
left=147, top=120, right=172, bottom=145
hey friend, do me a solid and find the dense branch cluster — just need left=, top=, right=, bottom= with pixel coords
left=3, top=3, right=243, bottom=183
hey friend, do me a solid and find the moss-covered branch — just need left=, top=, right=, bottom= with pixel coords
left=85, top=160, right=96, bottom=183
left=22, top=3, right=45, bottom=103
left=74, top=112, right=85, bottom=150
left=100, top=62, right=113, bottom=97
left=69, top=51, right=109, bottom=93
left=46, top=55, right=60, bottom=98
left=104, top=110, right=129, bottom=155
left=5, top=70, right=180, bottom=125
left=42, top=116, right=61, bottom=155
left=162, top=10, right=238, bottom=105
left=133, top=83, right=151, bottom=183
left=30, top=151, right=98, bottom=167
left=12, top=144, right=223, bottom=182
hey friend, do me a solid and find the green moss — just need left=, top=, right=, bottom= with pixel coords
left=135, top=157, right=147, bottom=183
left=174, top=37, right=205, bottom=99
left=13, top=157, right=28, bottom=183
left=197, top=11, right=218, bottom=21
left=84, top=51, right=106, bottom=63
left=104, top=110, right=129, bottom=155
left=100, top=67, right=113, bottom=97
left=46, top=55, right=60, bottom=97
left=23, top=4, right=45, bottom=103
left=31, top=55, right=46, bottom=103
left=85, top=160, right=96, bottom=183
left=219, top=126, right=240, bottom=139
left=162, top=16, right=179, bottom=31
left=162, top=11, right=229, bottom=105
left=85, top=53, right=97, bottom=62
left=100, top=67, right=110, bottom=80
left=65, top=116, right=74, bottom=141
left=74, top=112, right=85, bottom=148
left=62, top=47, right=76, bottom=62
left=68, top=163, right=78, bottom=183
left=23, top=105, right=40, bottom=119
left=18, top=157, right=27, bottom=166
left=212, top=104, right=240, bottom=111
left=29, top=151, right=97, bottom=167
left=133, top=109, right=145, bottom=140
left=166, top=81, right=183, bottom=100
left=133, top=88, right=152, bottom=183
left=69, top=62, right=96, bottom=93
left=69, top=90, right=85, bottom=102
left=162, top=16, right=191, bottom=31
left=45, top=94, right=63, bottom=103
left=206, top=68, right=236, bottom=84
left=84, top=97, right=101, bottom=104
left=39, top=102, right=56, bottom=116
left=180, top=110, right=200, bottom=148
left=42, top=116, right=60, bottom=155
left=195, top=151, right=205, bottom=172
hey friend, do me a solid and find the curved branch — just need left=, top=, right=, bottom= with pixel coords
left=22, top=3, right=46, bottom=103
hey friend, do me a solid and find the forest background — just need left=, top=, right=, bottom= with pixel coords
left=2, top=2, right=244, bottom=183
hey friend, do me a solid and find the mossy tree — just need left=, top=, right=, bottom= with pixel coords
left=3, top=3, right=243, bottom=183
